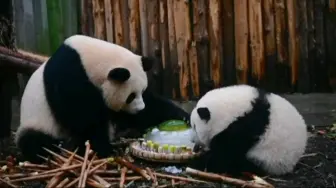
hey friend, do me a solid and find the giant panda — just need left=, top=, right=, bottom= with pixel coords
left=15, top=35, right=156, bottom=163
left=188, top=84, right=308, bottom=176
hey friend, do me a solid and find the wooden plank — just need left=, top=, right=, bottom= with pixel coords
left=159, top=0, right=172, bottom=97
left=46, top=0, right=64, bottom=53
left=192, top=0, right=210, bottom=97
left=187, top=1, right=200, bottom=98
left=248, top=0, right=265, bottom=83
left=104, top=0, right=114, bottom=43
left=208, top=0, right=222, bottom=88
left=172, top=0, right=190, bottom=100
left=329, top=0, right=336, bottom=11
left=128, top=0, right=141, bottom=54
left=274, top=0, right=291, bottom=92
left=262, top=0, right=277, bottom=90
left=167, top=0, right=180, bottom=99
left=80, top=0, right=94, bottom=36
left=314, top=0, right=331, bottom=92
left=286, top=0, right=299, bottom=86
left=92, top=0, right=106, bottom=40
left=296, top=0, right=310, bottom=93
left=274, top=0, right=288, bottom=63
left=222, top=0, right=236, bottom=86
left=113, top=0, right=124, bottom=45
left=139, top=0, right=148, bottom=55
left=146, top=0, right=162, bottom=93
left=306, top=0, right=316, bottom=91
left=234, top=0, right=249, bottom=84
left=121, top=0, right=130, bottom=48
left=146, top=0, right=160, bottom=55
left=81, top=0, right=89, bottom=35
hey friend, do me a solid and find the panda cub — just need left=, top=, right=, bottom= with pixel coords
left=189, top=84, right=308, bottom=176
left=15, top=35, right=155, bottom=163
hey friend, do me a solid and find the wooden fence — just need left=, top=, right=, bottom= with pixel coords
left=12, top=0, right=336, bottom=101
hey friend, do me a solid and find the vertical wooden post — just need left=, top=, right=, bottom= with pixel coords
left=92, top=0, right=106, bottom=40
left=296, top=1, right=310, bottom=93
left=81, top=0, right=94, bottom=36
left=166, top=0, right=179, bottom=99
left=192, top=0, right=210, bottom=98
left=286, top=0, right=299, bottom=88
left=262, top=0, right=277, bottom=91
left=146, top=0, right=162, bottom=94
left=314, top=0, right=331, bottom=92
left=159, top=0, right=172, bottom=97
left=234, top=0, right=249, bottom=84
left=129, top=0, right=141, bottom=54
left=104, top=0, right=114, bottom=43
left=222, top=0, right=236, bottom=86
left=248, top=0, right=265, bottom=83
left=274, top=0, right=291, bottom=92
left=172, top=0, right=190, bottom=100
left=208, top=0, right=223, bottom=88
left=306, top=0, right=316, bottom=91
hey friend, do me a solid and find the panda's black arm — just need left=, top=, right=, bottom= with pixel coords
left=90, top=128, right=114, bottom=158
left=188, top=150, right=211, bottom=171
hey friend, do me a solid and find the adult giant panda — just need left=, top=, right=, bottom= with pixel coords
left=15, top=35, right=156, bottom=163
left=189, top=84, right=308, bottom=176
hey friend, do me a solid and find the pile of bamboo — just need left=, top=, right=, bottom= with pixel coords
left=0, top=140, right=274, bottom=188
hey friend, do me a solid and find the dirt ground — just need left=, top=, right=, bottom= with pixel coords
left=0, top=125, right=335, bottom=188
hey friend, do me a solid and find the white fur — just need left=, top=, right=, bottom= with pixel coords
left=16, top=35, right=149, bottom=145
left=64, top=35, right=148, bottom=114
left=15, top=63, right=69, bottom=144
left=190, top=84, right=308, bottom=175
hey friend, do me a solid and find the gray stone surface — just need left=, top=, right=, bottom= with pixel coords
left=11, top=93, right=336, bottom=130
left=173, top=93, right=336, bottom=127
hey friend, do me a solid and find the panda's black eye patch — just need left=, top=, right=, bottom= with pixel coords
left=126, top=92, right=136, bottom=104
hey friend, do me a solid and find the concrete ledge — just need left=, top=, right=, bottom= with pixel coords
left=172, top=93, right=336, bottom=127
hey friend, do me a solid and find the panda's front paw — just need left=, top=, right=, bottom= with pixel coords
left=187, top=158, right=206, bottom=171
left=93, top=144, right=115, bottom=158
left=187, top=152, right=210, bottom=171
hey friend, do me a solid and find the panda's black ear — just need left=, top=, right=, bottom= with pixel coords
left=141, top=56, right=155, bottom=72
left=108, top=68, right=130, bottom=82
left=197, top=107, right=211, bottom=122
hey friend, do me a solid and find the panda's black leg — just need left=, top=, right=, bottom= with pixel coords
left=187, top=151, right=211, bottom=171
left=17, top=128, right=61, bottom=164
left=88, top=127, right=114, bottom=158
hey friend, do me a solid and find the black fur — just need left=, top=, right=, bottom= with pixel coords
left=19, top=43, right=114, bottom=163
left=112, top=89, right=190, bottom=138
left=18, top=43, right=184, bottom=163
left=108, top=68, right=131, bottom=82
left=197, top=107, right=211, bottom=123
left=189, top=88, right=271, bottom=177
left=141, top=56, right=155, bottom=72
left=16, top=129, right=62, bottom=164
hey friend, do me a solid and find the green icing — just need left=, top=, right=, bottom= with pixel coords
left=157, top=120, right=189, bottom=131
left=143, top=120, right=189, bottom=135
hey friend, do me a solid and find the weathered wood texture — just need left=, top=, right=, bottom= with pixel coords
left=11, top=0, right=336, bottom=100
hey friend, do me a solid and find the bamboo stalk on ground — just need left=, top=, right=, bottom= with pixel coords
left=186, top=167, right=274, bottom=188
